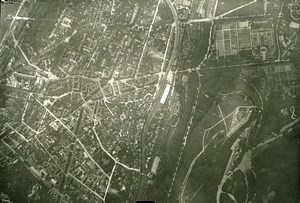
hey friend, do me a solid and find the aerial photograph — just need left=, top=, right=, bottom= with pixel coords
left=0, top=0, right=299, bottom=202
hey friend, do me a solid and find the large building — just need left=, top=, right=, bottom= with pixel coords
left=147, top=156, right=162, bottom=185
left=160, top=84, right=171, bottom=104
left=151, top=156, right=161, bottom=175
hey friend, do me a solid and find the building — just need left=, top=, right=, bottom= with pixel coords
left=150, top=156, right=161, bottom=175
left=160, top=84, right=171, bottom=104
left=290, top=21, right=300, bottom=29
left=176, top=0, right=192, bottom=7
left=147, top=156, right=161, bottom=185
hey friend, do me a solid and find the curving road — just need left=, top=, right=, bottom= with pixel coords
left=139, top=0, right=179, bottom=174
left=136, top=0, right=180, bottom=199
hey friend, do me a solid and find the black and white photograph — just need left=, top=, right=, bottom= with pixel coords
left=0, top=0, right=299, bottom=202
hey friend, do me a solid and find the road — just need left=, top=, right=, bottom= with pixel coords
left=252, top=117, right=300, bottom=154
left=0, top=0, right=25, bottom=46
left=166, top=76, right=201, bottom=200
left=135, top=0, right=163, bottom=76
left=136, top=0, right=180, bottom=199
left=140, top=0, right=180, bottom=172
left=216, top=116, right=300, bottom=203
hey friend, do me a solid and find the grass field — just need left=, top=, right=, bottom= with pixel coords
left=252, top=134, right=299, bottom=202
left=225, top=0, right=265, bottom=17
left=216, top=0, right=269, bottom=18
left=216, top=0, right=253, bottom=16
